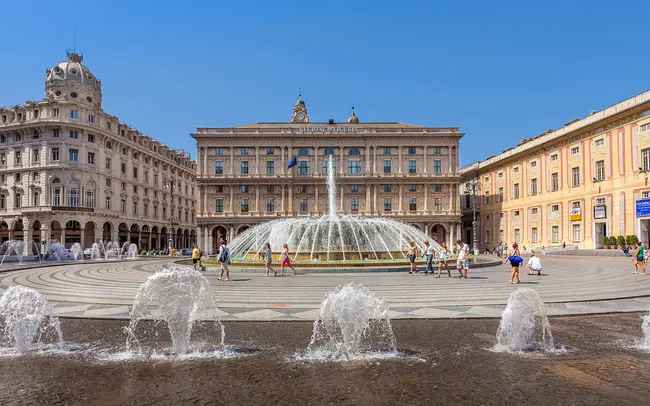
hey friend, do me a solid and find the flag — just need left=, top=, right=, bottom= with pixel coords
left=287, top=156, right=298, bottom=169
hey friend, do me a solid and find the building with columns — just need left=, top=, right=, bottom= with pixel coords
left=192, top=96, right=464, bottom=254
left=0, top=52, right=197, bottom=253
left=462, top=89, right=650, bottom=251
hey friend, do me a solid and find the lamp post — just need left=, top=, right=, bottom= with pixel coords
left=165, top=177, right=176, bottom=254
left=466, top=177, right=481, bottom=255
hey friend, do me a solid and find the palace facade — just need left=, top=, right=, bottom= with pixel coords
left=461, top=90, right=650, bottom=251
left=0, top=52, right=197, bottom=253
left=193, top=96, right=464, bottom=254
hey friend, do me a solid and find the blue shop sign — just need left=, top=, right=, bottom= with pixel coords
left=636, top=199, right=650, bottom=217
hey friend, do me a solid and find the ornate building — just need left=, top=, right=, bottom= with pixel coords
left=0, top=52, right=197, bottom=253
left=462, top=89, right=650, bottom=250
left=193, top=96, right=464, bottom=254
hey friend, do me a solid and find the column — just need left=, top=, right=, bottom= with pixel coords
left=365, top=147, right=371, bottom=173
left=60, top=230, right=66, bottom=246
left=203, top=187, right=207, bottom=216
left=448, top=147, right=452, bottom=173
left=204, top=226, right=209, bottom=254
left=423, top=146, right=427, bottom=174
left=423, top=184, right=428, bottom=214
left=229, top=226, right=235, bottom=243
left=339, top=146, right=344, bottom=175
left=373, top=146, right=377, bottom=174
left=398, top=184, right=403, bottom=213
left=255, top=147, right=260, bottom=175
left=365, top=184, right=371, bottom=213
left=449, top=185, right=454, bottom=211
left=314, top=186, right=319, bottom=213
left=22, top=222, right=31, bottom=256
left=229, top=147, right=234, bottom=175
left=281, top=147, right=285, bottom=175
left=197, top=148, right=202, bottom=176
left=449, top=223, right=455, bottom=247
left=373, top=184, right=377, bottom=214
left=288, top=185, right=293, bottom=213
left=398, top=146, right=402, bottom=174
left=255, top=186, right=260, bottom=212
left=229, top=186, right=234, bottom=212
left=340, top=184, right=344, bottom=213
left=203, top=147, right=208, bottom=176
left=147, top=232, right=152, bottom=250
left=281, top=185, right=285, bottom=213
left=80, top=230, right=85, bottom=249
left=314, top=149, right=319, bottom=176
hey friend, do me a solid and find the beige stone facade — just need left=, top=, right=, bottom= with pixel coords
left=0, top=52, right=197, bottom=253
left=462, top=90, right=650, bottom=251
left=192, top=97, right=464, bottom=254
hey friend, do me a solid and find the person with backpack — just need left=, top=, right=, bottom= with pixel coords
left=217, top=239, right=230, bottom=281
left=505, top=242, right=523, bottom=284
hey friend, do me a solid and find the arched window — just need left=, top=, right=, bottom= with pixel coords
left=348, top=148, right=361, bottom=156
left=323, top=148, right=335, bottom=156
left=51, top=178, right=61, bottom=206
left=67, top=179, right=80, bottom=207
left=85, top=181, right=95, bottom=208
left=297, top=148, right=310, bottom=157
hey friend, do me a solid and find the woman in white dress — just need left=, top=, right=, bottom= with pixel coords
left=436, top=242, right=452, bottom=278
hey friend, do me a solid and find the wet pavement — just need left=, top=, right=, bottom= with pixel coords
left=0, top=314, right=649, bottom=405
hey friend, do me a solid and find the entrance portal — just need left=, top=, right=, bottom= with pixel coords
left=640, top=219, right=650, bottom=247
left=594, top=222, right=607, bottom=249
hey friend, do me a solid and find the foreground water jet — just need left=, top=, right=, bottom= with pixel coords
left=495, top=288, right=554, bottom=352
left=307, top=282, right=396, bottom=359
left=641, top=307, right=650, bottom=349
left=0, top=286, right=62, bottom=352
left=126, top=266, right=224, bottom=354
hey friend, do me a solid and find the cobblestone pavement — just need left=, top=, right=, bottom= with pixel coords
left=0, top=256, right=648, bottom=320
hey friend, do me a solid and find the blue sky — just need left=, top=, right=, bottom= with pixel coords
left=1, top=0, right=648, bottom=166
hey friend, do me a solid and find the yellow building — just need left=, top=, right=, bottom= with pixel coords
left=463, top=90, right=650, bottom=250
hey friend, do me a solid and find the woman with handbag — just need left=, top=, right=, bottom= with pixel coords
left=504, top=242, right=523, bottom=284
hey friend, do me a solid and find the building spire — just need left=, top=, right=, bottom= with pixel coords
left=347, top=105, right=359, bottom=123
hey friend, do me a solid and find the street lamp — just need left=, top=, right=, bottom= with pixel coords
left=164, top=177, right=177, bottom=254
left=466, top=177, right=481, bottom=255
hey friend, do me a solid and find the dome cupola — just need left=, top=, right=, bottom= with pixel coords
left=347, top=106, right=359, bottom=124
left=45, top=52, right=102, bottom=108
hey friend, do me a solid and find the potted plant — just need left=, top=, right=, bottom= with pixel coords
left=608, top=236, right=618, bottom=249
left=626, top=235, right=639, bottom=246
left=602, top=236, right=610, bottom=249
left=616, top=236, right=626, bottom=250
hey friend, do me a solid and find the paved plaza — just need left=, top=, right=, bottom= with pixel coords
left=0, top=256, right=649, bottom=320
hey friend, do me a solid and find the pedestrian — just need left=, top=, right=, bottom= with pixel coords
left=191, top=244, right=201, bottom=270
left=264, top=242, right=276, bottom=277
left=526, top=253, right=543, bottom=275
left=217, top=239, right=230, bottom=281
left=633, top=242, right=646, bottom=275
left=280, top=243, right=297, bottom=275
left=422, top=240, right=435, bottom=274
left=406, top=241, right=420, bottom=274
left=505, top=243, right=523, bottom=284
left=562, top=242, right=566, bottom=250
left=541, top=245, right=546, bottom=256
left=436, top=242, right=452, bottom=278
left=456, top=239, right=470, bottom=279
left=502, top=243, right=509, bottom=258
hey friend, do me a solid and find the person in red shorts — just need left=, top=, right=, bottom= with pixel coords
left=280, top=243, right=297, bottom=275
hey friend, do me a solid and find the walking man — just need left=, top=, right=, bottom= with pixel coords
left=191, top=244, right=201, bottom=270
left=217, top=239, right=230, bottom=281
left=456, top=239, right=470, bottom=279
left=423, top=240, right=435, bottom=275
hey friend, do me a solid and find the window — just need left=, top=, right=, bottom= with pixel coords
left=241, top=185, right=249, bottom=193
left=323, top=148, right=335, bottom=156
left=384, top=198, right=392, bottom=212
left=514, top=183, right=520, bottom=199
left=351, top=184, right=359, bottom=193
left=121, top=162, right=126, bottom=174
left=552, top=172, right=559, bottom=191
left=572, top=167, right=580, bottom=187
left=241, top=161, right=249, bottom=174
left=88, top=134, right=95, bottom=143
left=596, top=160, right=605, bottom=181
left=642, top=148, right=650, bottom=171
left=552, top=204, right=559, bottom=211
left=213, top=185, right=223, bottom=193
left=596, top=197, right=606, bottom=205
left=241, top=147, right=249, bottom=155
left=322, top=159, right=336, bottom=174
left=349, top=148, right=361, bottom=156
left=215, top=199, right=223, bottom=212
left=643, top=191, right=650, bottom=199
left=383, top=184, right=392, bottom=193
left=432, top=147, right=441, bottom=154
left=215, top=161, right=223, bottom=174
left=32, top=130, right=39, bottom=139
left=532, top=227, right=538, bottom=243
left=531, top=207, right=538, bottom=214
left=409, top=184, right=417, bottom=192
left=215, top=148, right=224, bottom=155
left=69, top=149, right=79, bottom=162
left=266, top=185, right=274, bottom=193
left=433, top=160, right=441, bottom=173
left=351, top=198, right=359, bottom=212
left=297, top=148, right=310, bottom=156
left=133, top=202, right=138, bottom=214
left=162, top=207, right=166, bottom=218
left=514, top=229, right=520, bottom=243
left=241, top=199, right=249, bottom=212
left=106, top=178, right=111, bottom=187
left=265, top=198, right=275, bottom=213
left=498, top=172, right=503, bottom=177
left=299, top=185, right=308, bottom=193
left=14, top=193, right=21, bottom=208
left=52, top=184, right=61, bottom=206
left=498, top=187, right=504, bottom=202
left=298, top=160, right=310, bottom=175
left=347, top=160, right=361, bottom=174
left=266, top=147, right=274, bottom=154
left=530, top=161, right=537, bottom=168
left=88, top=152, right=95, bottom=165
left=15, top=152, right=21, bottom=165
left=434, top=198, right=443, bottom=211
left=513, top=167, right=519, bottom=173
left=299, top=199, right=308, bottom=213
left=69, top=130, right=79, bottom=139
left=383, top=160, right=391, bottom=174
left=573, top=224, right=580, bottom=243
left=514, top=210, right=520, bottom=216
left=408, top=160, right=416, bottom=174
left=383, top=147, right=391, bottom=155
left=0, top=194, right=4, bottom=209
left=550, top=154, right=558, bottom=161
left=88, top=114, right=94, bottom=123
left=31, top=171, right=38, bottom=181
left=595, top=138, right=604, bottom=147
left=85, top=190, right=95, bottom=208
left=571, top=146, right=580, bottom=155
left=52, top=108, right=60, bottom=118
left=70, top=110, right=78, bottom=119
left=552, top=226, right=559, bottom=243
left=408, top=147, right=416, bottom=154
left=15, top=173, right=21, bottom=182
left=2, top=152, right=8, bottom=165
left=409, top=198, right=417, bottom=211
left=67, top=184, right=79, bottom=207
left=641, top=122, right=650, bottom=132
left=33, top=149, right=40, bottom=162
left=133, top=185, right=137, bottom=193
left=434, top=184, right=442, bottom=192
left=153, top=206, right=158, bottom=217
left=133, top=168, right=139, bottom=178
left=531, top=178, right=537, bottom=195
left=266, top=160, right=274, bottom=175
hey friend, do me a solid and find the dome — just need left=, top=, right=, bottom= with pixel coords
left=295, top=94, right=306, bottom=106
left=347, top=106, right=359, bottom=124
left=46, top=52, right=100, bottom=90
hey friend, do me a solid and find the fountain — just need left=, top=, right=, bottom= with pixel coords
left=0, top=240, right=25, bottom=265
left=306, top=282, right=396, bottom=360
left=229, top=156, right=441, bottom=265
left=103, top=241, right=120, bottom=260
left=70, top=242, right=83, bottom=261
left=49, top=242, right=68, bottom=261
left=0, top=286, right=62, bottom=352
left=125, top=265, right=225, bottom=354
left=494, top=288, right=554, bottom=352
left=640, top=307, right=650, bottom=350
left=127, top=243, right=138, bottom=260
left=89, top=243, right=101, bottom=260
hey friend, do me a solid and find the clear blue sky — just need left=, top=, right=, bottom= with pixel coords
left=1, top=0, right=648, bottom=166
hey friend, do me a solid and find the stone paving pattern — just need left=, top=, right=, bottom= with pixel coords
left=0, top=256, right=648, bottom=320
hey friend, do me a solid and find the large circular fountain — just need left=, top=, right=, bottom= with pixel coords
left=229, top=157, right=443, bottom=265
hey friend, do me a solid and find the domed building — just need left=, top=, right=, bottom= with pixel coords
left=0, top=52, right=197, bottom=254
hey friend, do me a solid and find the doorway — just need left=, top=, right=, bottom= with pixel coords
left=595, top=222, right=607, bottom=248
left=640, top=219, right=650, bottom=247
